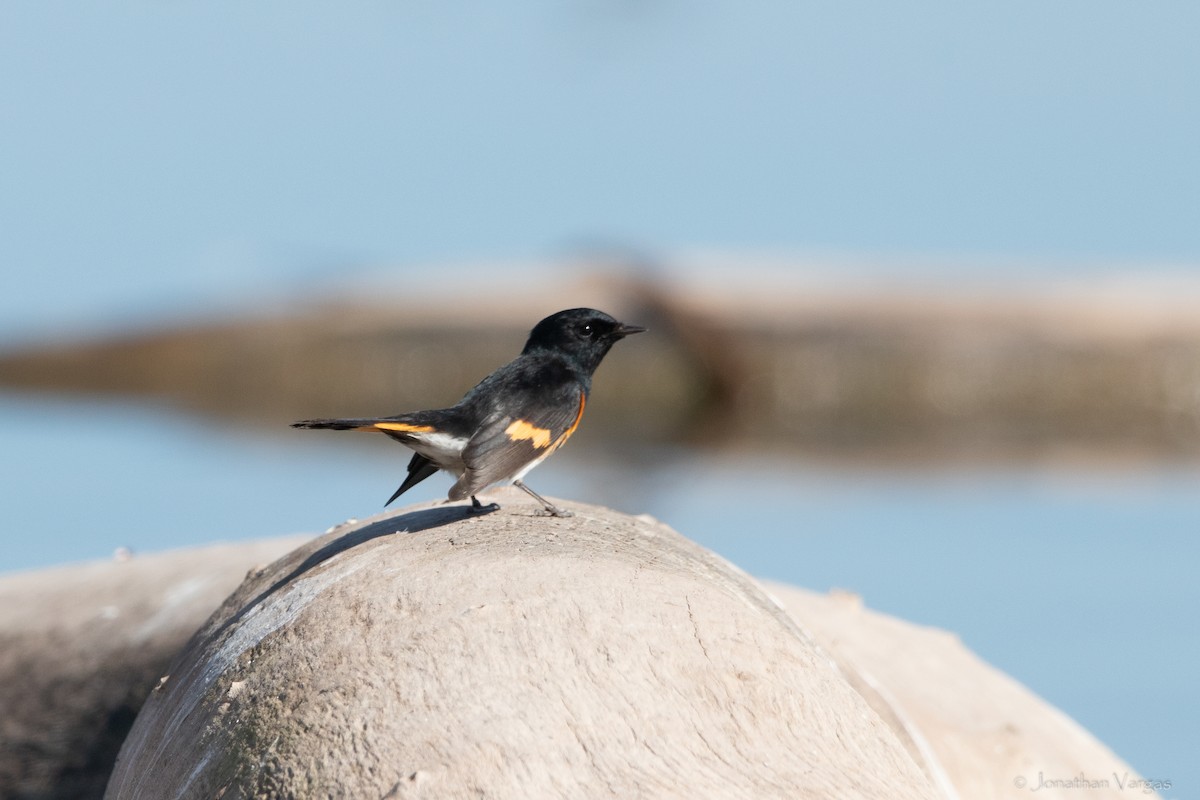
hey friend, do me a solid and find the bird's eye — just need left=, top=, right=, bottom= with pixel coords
left=579, top=323, right=594, bottom=338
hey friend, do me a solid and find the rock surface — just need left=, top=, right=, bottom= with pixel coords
left=762, top=584, right=1148, bottom=800
left=0, top=538, right=305, bottom=800
left=0, top=495, right=1154, bottom=799
left=105, top=492, right=939, bottom=799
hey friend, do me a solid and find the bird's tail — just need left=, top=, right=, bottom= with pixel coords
left=291, top=416, right=439, bottom=435
left=291, top=417, right=383, bottom=431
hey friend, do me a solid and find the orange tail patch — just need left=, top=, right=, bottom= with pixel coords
left=359, top=422, right=436, bottom=433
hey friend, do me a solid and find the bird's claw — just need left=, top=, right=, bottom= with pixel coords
left=469, top=497, right=500, bottom=515
left=536, top=506, right=574, bottom=518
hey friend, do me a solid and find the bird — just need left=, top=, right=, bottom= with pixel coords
left=291, top=308, right=645, bottom=517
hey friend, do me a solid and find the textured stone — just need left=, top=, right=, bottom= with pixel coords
left=763, top=584, right=1149, bottom=800
left=0, top=538, right=305, bottom=800
left=1, top=495, right=1153, bottom=800
left=105, top=491, right=938, bottom=799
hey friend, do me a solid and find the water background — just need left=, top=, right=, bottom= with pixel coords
left=1, top=391, right=1194, bottom=793
left=3, top=2, right=1197, bottom=794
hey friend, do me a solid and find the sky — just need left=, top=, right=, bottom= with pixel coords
left=2, top=1, right=1199, bottom=339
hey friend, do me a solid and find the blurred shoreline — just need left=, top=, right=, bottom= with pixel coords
left=4, top=264, right=1200, bottom=465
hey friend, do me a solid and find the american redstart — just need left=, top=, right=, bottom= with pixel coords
left=292, top=308, right=645, bottom=517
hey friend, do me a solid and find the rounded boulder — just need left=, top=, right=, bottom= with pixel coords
left=106, top=491, right=937, bottom=799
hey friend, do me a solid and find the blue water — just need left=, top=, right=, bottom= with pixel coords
left=0, top=392, right=1193, bottom=792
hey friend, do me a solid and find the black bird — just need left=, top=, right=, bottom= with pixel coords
left=292, top=308, right=645, bottom=517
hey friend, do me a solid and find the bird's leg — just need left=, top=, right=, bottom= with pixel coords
left=470, top=495, right=499, bottom=514
left=513, top=480, right=573, bottom=518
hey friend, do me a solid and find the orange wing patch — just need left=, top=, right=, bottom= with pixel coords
left=362, top=422, right=436, bottom=433
left=505, top=419, right=553, bottom=449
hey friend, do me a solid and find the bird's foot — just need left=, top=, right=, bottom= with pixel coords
left=470, top=496, right=500, bottom=515
left=534, top=505, right=574, bottom=518
left=512, top=480, right=572, bottom=518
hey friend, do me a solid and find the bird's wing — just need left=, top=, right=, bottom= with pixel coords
left=453, top=386, right=587, bottom=499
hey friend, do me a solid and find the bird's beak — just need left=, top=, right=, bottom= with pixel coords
left=613, top=322, right=647, bottom=338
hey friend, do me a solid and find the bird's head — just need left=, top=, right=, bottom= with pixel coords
left=522, top=308, right=646, bottom=374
